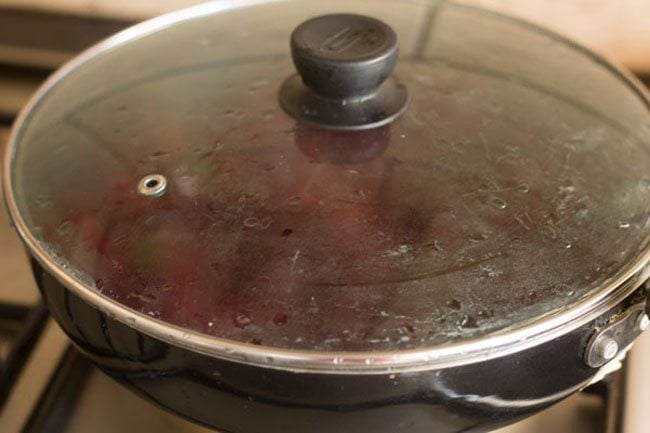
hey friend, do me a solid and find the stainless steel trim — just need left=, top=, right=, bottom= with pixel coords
left=3, top=0, right=650, bottom=374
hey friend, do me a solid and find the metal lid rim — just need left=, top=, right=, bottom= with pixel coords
left=3, top=0, right=650, bottom=374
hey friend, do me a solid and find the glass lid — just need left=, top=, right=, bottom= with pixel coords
left=5, top=0, right=650, bottom=354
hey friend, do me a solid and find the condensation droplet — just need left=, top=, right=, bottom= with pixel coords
left=541, top=226, right=557, bottom=240
left=286, top=196, right=303, bottom=206
left=260, top=216, right=273, bottom=230
left=619, top=221, right=631, bottom=229
left=487, top=196, right=507, bottom=210
left=273, top=312, right=288, bottom=326
left=56, top=221, right=74, bottom=236
left=36, top=196, right=53, bottom=210
left=458, top=315, right=478, bottom=328
left=517, top=183, right=530, bottom=193
left=469, top=232, right=488, bottom=243
left=234, top=314, right=251, bottom=328
left=401, top=322, right=415, bottom=333
left=149, top=150, right=169, bottom=160
left=243, top=217, right=260, bottom=228
left=249, top=78, right=270, bottom=91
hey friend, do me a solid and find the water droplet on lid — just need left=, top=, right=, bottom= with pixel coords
left=243, top=217, right=260, bottom=228
left=401, top=322, right=415, bottom=333
left=446, top=299, right=462, bottom=310
left=56, top=221, right=74, bottom=236
left=286, top=196, right=303, bottom=206
left=31, top=226, right=44, bottom=239
left=517, top=183, right=530, bottom=193
left=234, top=314, right=251, bottom=328
left=36, top=196, right=53, bottom=210
left=458, top=315, right=478, bottom=328
left=260, top=216, right=273, bottom=230
left=250, top=78, right=270, bottom=89
left=487, top=196, right=507, bottom=210
left=477, top=309, right=494, bottom=319
left=469, top=232, right=488, bottom=243
left=273, top=312, right=288, bottom=326
left=149, top=150, right=169, bottom=160
left=619, top=221, right=631, bottom=229
left=541, top=226, right=557, bottom=240
left=566, top=289, right=575, bottom=297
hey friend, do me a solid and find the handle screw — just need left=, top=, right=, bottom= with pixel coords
left=594, top=336, right=619, bottom=361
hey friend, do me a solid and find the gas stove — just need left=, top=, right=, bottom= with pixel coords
left=0, top=4, right=649, bottom=433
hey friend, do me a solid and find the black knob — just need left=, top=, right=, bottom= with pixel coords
left=291, top=14, right=398, bottom=99
left=279, top=14, right=409, bottom=131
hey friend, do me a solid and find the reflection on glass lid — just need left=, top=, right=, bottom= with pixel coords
left=6, top=0, right=650, bottom=352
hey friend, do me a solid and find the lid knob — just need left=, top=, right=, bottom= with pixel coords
left=279, top=14, right=409, bottom=131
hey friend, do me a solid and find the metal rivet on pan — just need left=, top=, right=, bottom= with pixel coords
left=138, top=174, right=167, bottom=198
left=594, top=336, right=619, bottom=361
left=584, top=304, right=647, bottom=368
